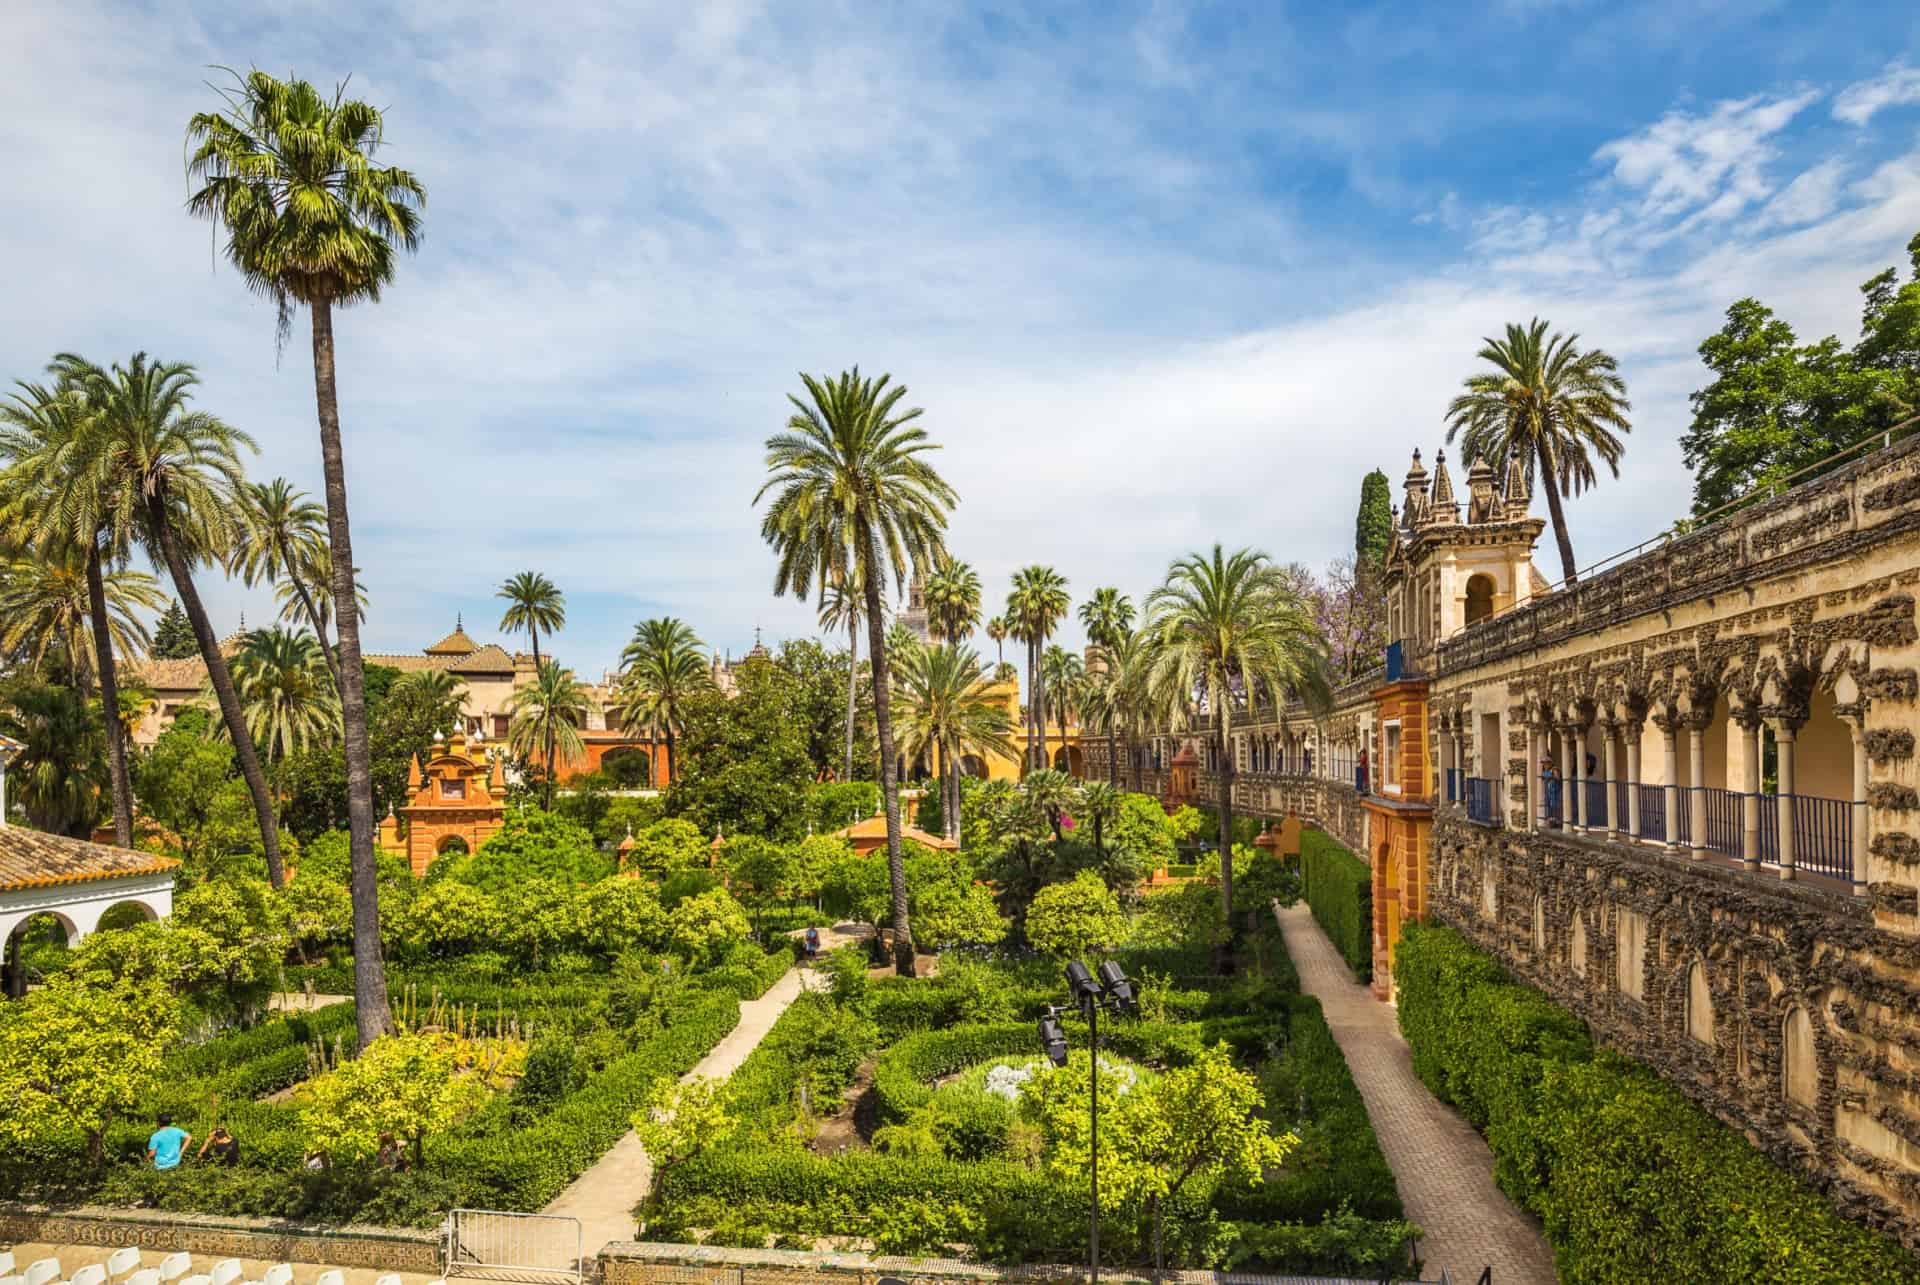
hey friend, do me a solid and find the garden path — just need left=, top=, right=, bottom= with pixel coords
left=542, top=922, right=866, bottom=1263
left=1273, top=902, right=1559, bottom=1285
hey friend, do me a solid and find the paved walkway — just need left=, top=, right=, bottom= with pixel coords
left=1274, top=903, right=1559, bottom=1285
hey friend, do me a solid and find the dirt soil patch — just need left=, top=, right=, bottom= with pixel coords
left=808, top=1055, right=880, bottom=1154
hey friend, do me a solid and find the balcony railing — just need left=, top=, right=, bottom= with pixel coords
left=1465, top=776, right=1499, bottom=826
left=1444, top=767, right=1463, bottom=804
left=1582, top=779, right=1609, bottom=828
left=1636, top=784, right=1666, bottom=844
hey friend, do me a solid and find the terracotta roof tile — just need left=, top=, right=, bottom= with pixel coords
left=424, top=625, right=481, bottom=656
left=447, top=644, right=515, bottom=674
left=362, top=653, right=448, bottom=673
left=0, top=827, right=180, bottom=892
left=832, top=814, right=959, bottom=850
left=127, top=657, right=209, bottom=691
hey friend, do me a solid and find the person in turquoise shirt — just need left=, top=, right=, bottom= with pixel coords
left=147, top=1113, right=192, bottom=1171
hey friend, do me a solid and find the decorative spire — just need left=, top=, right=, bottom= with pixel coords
left=407, top=754, right=423, bottom=789
left=1402, top=449, right=1429, bottom=526
left=1466, top=453, right=1498, bottom=523
left=457, top=611, right=463, bottom=631
left=1428, top=448, right=1457, bottom=523
left=1502, top=451, right=1531, bottom=511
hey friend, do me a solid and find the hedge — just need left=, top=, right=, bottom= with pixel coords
left=1393, top=923, right=1920, bottom=1284
left=1301, top=830, right=1370, bottom=982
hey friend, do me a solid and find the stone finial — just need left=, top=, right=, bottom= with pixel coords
left=1428, top=449, right=1458, bottom=524
left=1403, top=450, right=1430, bottom=527
left=407, top=754, right=423, bottom=788
left=1466, top=453, right=1498, bottom=523
left=1503, top=451, right=1531, bottom=511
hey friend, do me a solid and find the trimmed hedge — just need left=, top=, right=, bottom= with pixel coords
left=1394, top=923, right=1920, bottom=1284
left=1301, top=830, right=1370, bottom=982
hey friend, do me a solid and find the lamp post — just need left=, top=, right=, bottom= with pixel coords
left=1039, top=958, right=1137, bottom=1284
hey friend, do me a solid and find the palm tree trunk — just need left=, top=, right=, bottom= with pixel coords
left=1108, top=724, right=1118, bottom=789
left=1025, top=638, right=1038, bottom=771
left=665, top=720, right=677, bottom=786
left=1216, top=691, right=1236, bottom=976
left=845, top=617, right=858, bottom=781
left=532, top=627, right=557, bottom=809
left=1536, top=437, right=1579, bottom=586
left=860, top=520, right=915, bottom=976
left=278, top=536, right=340, bottom=688
left=309, top=297, right=389, bottom=1047
left=84, top=541, right=134, bottom=847
left=149, top=501, right=283, bottom=888
left=1034, top=642, right=1049, bottom=774
left=1057, top=709, right=1069, bottom=776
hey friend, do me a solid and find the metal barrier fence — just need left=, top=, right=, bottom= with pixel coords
left=445, top=1209, right=582, bottom=1284
left=1465, top=776, right=1499, bottom=826
left=1701, top=787, right=1743, bottom=857
left=1636, top=785, right=1667, bottom=844
left=1582, top=779, right=1608, bottom=829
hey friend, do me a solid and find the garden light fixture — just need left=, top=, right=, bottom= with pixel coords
left=1039, top=958, right=1137, bottom=1285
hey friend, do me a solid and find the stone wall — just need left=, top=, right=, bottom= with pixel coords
left=1423, top=813, right=1920, bottom=1247
left=0, top=1206, right=441, bottom=1274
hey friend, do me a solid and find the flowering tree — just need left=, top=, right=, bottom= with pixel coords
left=0, top=974, right=177, bottom=1164
left=298, top=1031, right=485, bottom=1165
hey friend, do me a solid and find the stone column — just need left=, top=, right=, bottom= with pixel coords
left=1739, top=715, right=1762, bottom=871
left=1774, top=720, right=1797, bottom=881
left=1661, top=721, right=1681, bottom=855
left=1527, top=723, right=1542, bottom=833
left=1570, top=726, right=1589, bottom=831
left=1688, top=724, right=1708, bottom=860
left=1850, top=718, right=1870, bottom=896
left=1625, top=724, right=1643, bottom=840
left=1559, top=728, right=1576, bottom=829
left=1602, top=721, right=1618, bottom=838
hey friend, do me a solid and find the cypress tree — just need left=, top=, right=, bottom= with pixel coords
left=151, top=600, right=198, bottom=659
left=1355, top=469, right=1393, bottom=568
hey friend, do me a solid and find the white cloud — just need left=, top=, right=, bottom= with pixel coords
left=1834, top=61, right=1920, bottom=126
left=1594, top=91, right=1818, bottom=224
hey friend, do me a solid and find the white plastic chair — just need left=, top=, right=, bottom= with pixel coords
left=1, top=1275, right=23, bottom=1285
left=126, top=1270, right=159, bottom=1285
left=312, top=1271, right=343, bottom=1285
left=155, top=1256, right=189, bottom=1285
left=207, top=1264, right=241, bottom=1285
left=259, top=1266, right=291, bottom=1285
left=71, top=1268, right=106, bottom=1285
left=179, top=1276, right=210, bottom=1285
left=373, top=1275, right=401, bottom=1285
left=0, top=1252, right=14, bottom=1275
left=26, top=1260, right=62, bottom=1285
left=105, top=1251, right=139, bottom=1283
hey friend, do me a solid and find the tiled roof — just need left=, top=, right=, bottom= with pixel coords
left=425, top=625, right=481, bottom=656
left=362, top=653, right=448, bottom=673
left=448, top=644, right=515, bottom=674
left=0, top=826, right=179, bottom=892
left=833, top=813, right=959, bottom=850
left=128, top=657, right=210, bottom=691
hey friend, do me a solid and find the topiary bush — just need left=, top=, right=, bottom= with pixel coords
left=1393, top=923, right=1920, bottom=1284
left=1301, top=830, right=1371, bottom=982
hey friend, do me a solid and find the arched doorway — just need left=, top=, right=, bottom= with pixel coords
left=3, top=911, right=74, bottom=998
left=97, top=901, right=157, bottom=933
left=437, top=834, right=471, bottom=857
left=1465, top=573, right=1496, bottom=625
left=602, top=746, right=653, bottom=788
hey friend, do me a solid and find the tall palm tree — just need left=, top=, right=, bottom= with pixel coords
left=817, top=570, right=868, bottom=782
left=925, top=558, right=982, bottom=642
left=1443, top=317, right=1632, bottom=585
left=391, top=667, right=466, bottom=714
left=618, top=617, right=711, bottom=789
left=891, top=643, right=1017, bottom=843
left=0, top=377, right=151, bottom=846
left=187, top=70, right=425, bottom=1048
left=219, top=626, right=340, bottom=761
left=1041, top=644, right=1085, bottom=774
left=1098, top=627, right=1154, bottom=790
left=0, top=560, right=160, bottom=695
left=986, top=614, right=1008, bottom=667
left=507, top=660, right=589, bottom=782
left=498, top=571, right=567, bottom=804
left=1078, top=587, right=1134, bottom=661
left=0, top=684, right=105, bottom=837
left=231, top=478, right=337, bottom=685
left=1144, top=544, right=1331, bottom=974
left=1007, top=566, right=1069, bottom=774
left=757, top=368, right=957, bottom=976
left=61, top=353, right=287, bottom=885
left=275, top=543, right=365, bottom=638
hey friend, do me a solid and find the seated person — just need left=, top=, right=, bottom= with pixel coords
left=198, top=1125, right=240, bottom=1166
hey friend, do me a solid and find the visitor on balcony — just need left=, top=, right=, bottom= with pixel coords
left=1542, top=758, right=1561, bottom=829
left=1357, top=748, right=1369, bottom=794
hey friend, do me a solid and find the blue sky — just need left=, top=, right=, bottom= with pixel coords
left=5, top=1, right=1920, bottom=678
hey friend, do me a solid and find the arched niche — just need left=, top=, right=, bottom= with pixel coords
left=1570, top=911, right=1588, bottom=978
left=1465, top=573, right=1496, bottom=625
left=1686, top=960, right=1715, bottom=1046
left=1783, top=1006, right=1818, bottom=1107
left=1531, top=894, right=1546, bottom=955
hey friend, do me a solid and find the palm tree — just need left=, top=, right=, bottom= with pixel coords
left=61, top=353, right=287, bottom=885
left=1007, top=566, right=1069, bottom=773
left=1041, top=644, right=1085, bottom=774
left=1143, top=544, right=1331, bottom=974
left=757, top=368, right=957, bottom=975
left=391, top=667, right=466, bottom=713
left=1078, top=587, right=1134, bottom=660
left=1098, top=627, right=1155, bottom=790
left=275, top=543, right=365, bottom=638
left=0, top=684, right=105, bottom=837
left=231, top=479, right=337, bottom=685
left=817, top=570, right=868, bottom=781
left=507, top=660, right=589, bottom=782
left=187, top=70, right=425, bottom=1047
left=0, top=559, right=160, bottom=694
left=986, top=614, right=1008, bottom=667
left=1079, top=781, right=1121, bottom=862
left=618, top=617, right=711, bottom=789
left=0, top=377, right=152, bottom=846
left=892, top=644, right=1016, bottom=843
left=220, top=627, right=340, bottom=761
left=1443, top=317, right=1632, bottom=585
left=497, top=570, right=567, bottom=804
left=925, top=558, right=982, bottom=642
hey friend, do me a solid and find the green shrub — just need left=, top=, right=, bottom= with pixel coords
left=1301, top=830, right=1370, bottom=982
left=1394, top=923, right=1920, bottom=1284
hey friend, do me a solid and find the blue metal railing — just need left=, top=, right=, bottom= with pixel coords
left=1445, top=767, right=1463, bottom=803
left=1701, top=787, right=1743, bottom=857
left=1385, top=639, right=1405, bottom=682
left=1637, top=784, right=1667, bottom=843
left=1583, top=779, right=1609, bottom=828
left=1465, top=776, right=1500, bottom=826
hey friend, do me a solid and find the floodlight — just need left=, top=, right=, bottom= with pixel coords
left=1038, top=1014, right=1070, bottom=1066
left=1098, top=961, right=1137, bottom=1014
left=1065, top=960, right=1101, bottom=1005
